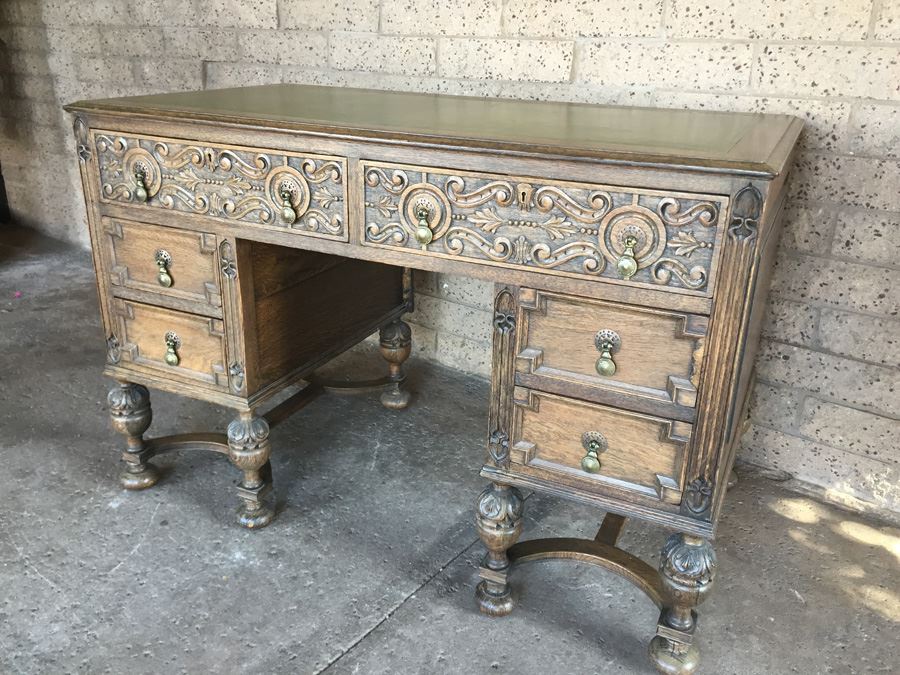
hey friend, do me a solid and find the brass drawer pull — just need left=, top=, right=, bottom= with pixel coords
left=580, top=430, right=607, bottom=474
left=616, top=235, right=638, bottom=279
left=279, top=187, right=297, bottom=225
left=164, top=331, right=181, bottom=366
left=414, top=203, right=433, bottom=245
left=594, top=329, right=621, bottom=377
left=133, top=169, right=149, bottom=203
left=155, top=249, right=173, bottom=287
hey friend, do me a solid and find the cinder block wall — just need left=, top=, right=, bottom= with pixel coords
left=1, top=1, right=898, bottom=513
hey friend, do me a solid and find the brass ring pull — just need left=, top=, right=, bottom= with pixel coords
left=580, top=430, right=607, bottom=474
left=616, top=235, right=638, bottom=279
left=279, top=188, right=297, bottom=225
left=133, top=169, right=149, bottom=203
left=594, top=329, right=621, bottom=377
left=155, top=250, right=172, bottom=288
left=413, top=204, right=433, bottom=245
left=164, top=331, right=180, bottom=367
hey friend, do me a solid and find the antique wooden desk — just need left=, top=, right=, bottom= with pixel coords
left=65, top=85, right=802, bottom=674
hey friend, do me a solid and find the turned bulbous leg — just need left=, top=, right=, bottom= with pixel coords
left=108, top=382, right=159, bottom=490
left=226, top=411, right=274, bottom=529
left=649, top=533, right=717, bottom=675
left=475, top=482, right=524, bottom=616
left=379, top=318, right=412, bottom=410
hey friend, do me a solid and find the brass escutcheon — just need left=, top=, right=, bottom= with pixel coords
left=580, top=430, right=608, bottom=474
left=413, top=203, right=433, bottom=246
left=279, top=187, right=297, bottom=225
left=164, top=331, right=180, bottom=367
left=616, top=235, right=639, bottom=279
left=155, top=249, right=172, bottom=288
left=594, top=329, right=621, bottom=377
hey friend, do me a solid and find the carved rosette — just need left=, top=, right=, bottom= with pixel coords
left=94, top=133, right=346, bottom=239
left=363, top=164, right=724, bottom=292
left=475, top=483, right=524, bottom=570
left=73, top=116, right=91, bottom=163
left=488, top=429, right=510, bottom=468
left=681, top=476, right=713, bottom=517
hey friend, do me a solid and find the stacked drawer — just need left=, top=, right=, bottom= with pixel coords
left=506, top=288, right=709, bottom=512
left=100, top=217, right=232, bottom=392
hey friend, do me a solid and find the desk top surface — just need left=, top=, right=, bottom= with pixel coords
left=67, top=84, right=802, bottom=177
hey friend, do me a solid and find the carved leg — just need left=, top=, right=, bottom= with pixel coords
left=226, top=411, right=274, bottom=529
left=379, top=318, right=412, bottom=410
left=475, top=482, right=524, bottom=616
left=649, top=534, right=717, bottom=675
left=108, top=382, right=159, bottom=490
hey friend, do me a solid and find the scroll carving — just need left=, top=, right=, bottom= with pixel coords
left=94, top=133, right=346, bottom=240
left=364, top=164, right=725, bottom=293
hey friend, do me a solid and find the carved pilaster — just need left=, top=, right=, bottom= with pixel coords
left=226, top=412, right=274, bottom=529
left=486, top=287, right=517, bottom=470
left=475, top=482, right=524, bottom=616
left=108, top=382, right=159, bottom=489
left=649, top=534, right=717, bottom=675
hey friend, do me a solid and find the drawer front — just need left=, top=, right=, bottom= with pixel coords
left=515, top=289, right=707, bottom=418
left=509, top=388, right=690, bottom=506
left=93, top=131, right=348, bottom=241
left=110, top=299, right=229, bottom=389
left=101, top=218, right=221, bottom=310
left=363, top=161, right=727, bottom=296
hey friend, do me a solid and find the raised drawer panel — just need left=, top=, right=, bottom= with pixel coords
left=515, top=288, right=706, bottom=420
left=363, top=162, right=727, bottom=295
left=509, top=388, right=690, bottom=506
left=110, top=299, right=228, bottom=389
left=93, top=131, right=348, bottom=241
left=101, top=218, right=221, bottom=311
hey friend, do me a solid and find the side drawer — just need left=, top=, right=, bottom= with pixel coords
left=515, top=288, right=707, bottom=421
left=100, top=218, right=221, bottom=312
left=362, top=161, right=727, bottom=296
left=109, top=299, right=229, bottom=390
left=92, top=130, right=348, bottom=241
left=509, top=388, right=690, bottom=507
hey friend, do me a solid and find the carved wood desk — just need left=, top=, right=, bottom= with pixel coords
left=66, top=85, right=802, bottom=674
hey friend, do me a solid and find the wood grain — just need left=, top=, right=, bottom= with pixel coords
left=112, top=299, right=227, bottom=388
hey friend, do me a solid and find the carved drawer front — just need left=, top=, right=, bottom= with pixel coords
left=510, top=388, right=690, bottom=506
left=101, top=218, right=221, bottom=311
left=93, top=131, right=348, bottom=241
left=363, top=162, right=727, bottom=295
left=110, top=299, right=228, bottom=389
left=515, top=289, right=706, bottom=421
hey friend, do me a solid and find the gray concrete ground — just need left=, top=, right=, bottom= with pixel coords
left=1, top=228, right=898, bottom=675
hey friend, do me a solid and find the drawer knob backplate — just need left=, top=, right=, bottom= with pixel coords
left=155, top=249, right=173, bottom=288
left=594, top=329, right=621, bottom=377
left=413, top=203, right=434, bottom=246
left=616, top=235, right=639, bottom=279
left=580, top=431, right=608, bottom=474
left=164, top=331, right=181, bottom=367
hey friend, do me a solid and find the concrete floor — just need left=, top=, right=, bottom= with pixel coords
left=1, top=228, right=898, bottom=675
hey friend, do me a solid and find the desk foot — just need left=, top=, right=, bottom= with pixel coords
left=648, top=533, right=716, bottom=675
left=108, top=382, right=159, bottom=491
left=227, top=412, right=275, bottom=529
left=475, top=482, right=524, bottom=616
left=379, top=319, right=412, bottom=410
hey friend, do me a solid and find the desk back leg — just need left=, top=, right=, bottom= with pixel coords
left=379, top=318, right=412, bottom=409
